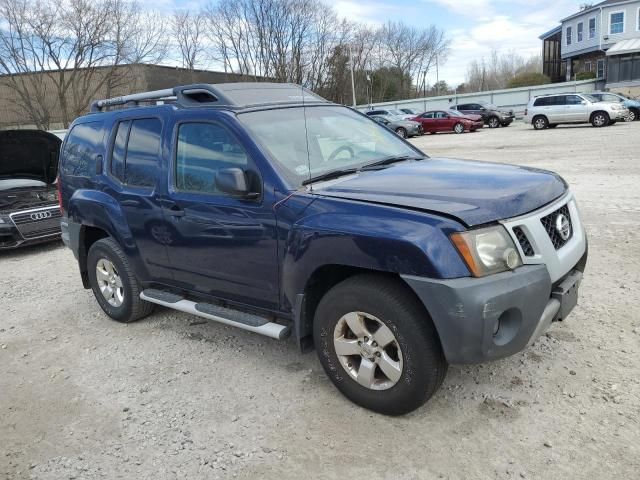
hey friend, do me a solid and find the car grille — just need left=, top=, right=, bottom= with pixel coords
left=513, top=226, right=535, bottom=256
left=540, top=204, right=572, bottom=250
left=10, top=207, right=62, bottom=239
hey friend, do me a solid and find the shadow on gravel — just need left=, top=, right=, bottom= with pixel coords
left=0, top=239, right=64, bottom=260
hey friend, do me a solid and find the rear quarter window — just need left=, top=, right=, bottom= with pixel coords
left=60, top=122, right=104, bottom=177
left=534, top=97, right=549, bottom=107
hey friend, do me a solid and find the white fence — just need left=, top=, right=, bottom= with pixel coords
left=358, top=79, right=603, bottom=118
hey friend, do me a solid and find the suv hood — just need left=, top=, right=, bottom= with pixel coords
left=312, top=158, right=567, bottom=227
left=0, top=130, right=62, bottom=184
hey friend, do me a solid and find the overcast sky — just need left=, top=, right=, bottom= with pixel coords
left=326, top=0, right=588, bottom=86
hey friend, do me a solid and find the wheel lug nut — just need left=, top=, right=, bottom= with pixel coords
left=364, top=336, right=369, bottom=342
left=372, top=341, right=378, bottom=347
left=375, top=352, right=381, bottom=357
left=358, top=341, right=362, bottom=346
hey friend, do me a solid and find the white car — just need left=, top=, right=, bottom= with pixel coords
left=523, top=93, right=629, bottom=130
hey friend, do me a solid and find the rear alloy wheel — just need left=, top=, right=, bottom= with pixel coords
left=395, top=127, right=407, bottom=138
left=488, top=116, right=500, bottom=128
left=591, top=112, right=609, bottom=127
left=87, top=237, right=154, bottom=323
left=533, top=116, right=548, bottom=130
left=453, top=122, right=465, bottom=134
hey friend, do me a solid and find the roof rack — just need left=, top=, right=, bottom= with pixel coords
left=90, top=82, right=329, bottom=113
left=90, top=84, right=235, bottom=112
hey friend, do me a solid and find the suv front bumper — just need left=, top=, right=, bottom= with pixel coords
left=402, top=254, right=586, bottom=364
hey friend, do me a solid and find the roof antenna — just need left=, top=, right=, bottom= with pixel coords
left=301, top=81, right=313, bottom=192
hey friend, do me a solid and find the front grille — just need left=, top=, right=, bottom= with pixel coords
left=513, top=226, right=535, bottom=256
left=540, top=204, right=572, bottom=250
left=10, top=207, right=62, bottom=239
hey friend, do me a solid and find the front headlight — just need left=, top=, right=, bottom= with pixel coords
left=611, top=104, right=623, bottom=110
left=450, top=225, right=522, bottom=277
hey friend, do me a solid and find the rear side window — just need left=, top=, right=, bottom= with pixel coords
left=126, top=119, right=162, bottom=187
left=534, top=97, right=549, bottom=107
left=566, top=95, right=583, bottom=105
left=109, top=118, right=162, bottom=188
left=110, top=120, right=130, bottom=182
left=61, top=122, right=104, bottom=177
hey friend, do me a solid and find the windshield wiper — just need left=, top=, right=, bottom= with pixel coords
left=302, top=155, right=425, bottom=186
left=302, top=167, right=360, bottom=186
left=360, top=154, right=424, bottom=170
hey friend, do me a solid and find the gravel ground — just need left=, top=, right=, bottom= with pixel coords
left=1, top=121, right=639, bottom=479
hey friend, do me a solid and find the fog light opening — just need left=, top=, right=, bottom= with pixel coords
left=492, top=318, right=501, bottom=337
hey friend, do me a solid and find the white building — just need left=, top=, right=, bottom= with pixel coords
left=541, top=0, right=640, bottom=94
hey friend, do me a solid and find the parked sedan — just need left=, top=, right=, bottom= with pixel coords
left=411, top=110, right=479, bottom=134
left=370, top=114, right=423, bottom=138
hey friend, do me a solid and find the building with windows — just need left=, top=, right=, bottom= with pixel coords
left=541, top=0, right=640, bottom=95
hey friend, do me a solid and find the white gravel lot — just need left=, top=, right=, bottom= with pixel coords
left=1, top=121, right=639, bottom=479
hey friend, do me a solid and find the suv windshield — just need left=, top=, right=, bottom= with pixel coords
left=238, top=106, right=421, bottom=187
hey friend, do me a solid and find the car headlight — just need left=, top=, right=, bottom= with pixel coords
left=450, top=225, right=522, bottom=277
left=611, top=104, right=623, bottom=110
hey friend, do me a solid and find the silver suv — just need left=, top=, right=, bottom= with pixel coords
left=523, top=93, right=629, bottom=130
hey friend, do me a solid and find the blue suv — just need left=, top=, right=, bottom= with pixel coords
left=59, top=83, right=588, bottom=415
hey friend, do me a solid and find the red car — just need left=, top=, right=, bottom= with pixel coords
left=411, top=110, right=483, bottom=134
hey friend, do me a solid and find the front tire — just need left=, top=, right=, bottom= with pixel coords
left=87, top=238, right=154, bottom=323
left=453, top=122, right=465, bottom=134
left=487, top=116, right=500, bottom=128
left=395, top=127, right=407, bottom=138
left=313, top=274, right=447, bottom=415
left=591, top=111, right=609, bottom=127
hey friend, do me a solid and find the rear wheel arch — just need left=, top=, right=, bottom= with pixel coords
left=78, top=225, right=109, bottom=288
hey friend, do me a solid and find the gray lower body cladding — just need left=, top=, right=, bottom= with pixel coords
left=402, top=265, right=564, bottom=364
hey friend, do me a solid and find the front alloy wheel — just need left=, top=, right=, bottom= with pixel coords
left=488, top=117, right=500, bottom=128
left=592, top=112, right=609, bottom=127
left=314, top=274, right=448, bottom=415
left=453, top=123, right=465, bottom=134
left=395, top=127, right=407, bottom=138
left=333, top=312, right=403, bottom=390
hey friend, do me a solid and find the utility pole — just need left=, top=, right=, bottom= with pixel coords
left=349, top=44, right=357, bottom=107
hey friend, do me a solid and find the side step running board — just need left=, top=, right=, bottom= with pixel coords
left=140, top=289, right=290, bottom=340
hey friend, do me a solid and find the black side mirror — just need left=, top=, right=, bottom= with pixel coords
left=215, top=168, right=258, bottom=199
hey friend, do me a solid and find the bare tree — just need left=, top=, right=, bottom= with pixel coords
left=170, top=10, right=206, bottom=71
left=0, top=0, right=168, bottom=128
left=466, top=50, right=542, bottom=91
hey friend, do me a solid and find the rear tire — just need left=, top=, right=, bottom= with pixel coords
left=313, top=274, right=447, bottom=415
left=628, top=108, right=638, bottom=122
left=591, top=111, right=609, bottom=127
left=532, top=116, right=548, bottom=130
left=87, top=237, right=154, bottom=323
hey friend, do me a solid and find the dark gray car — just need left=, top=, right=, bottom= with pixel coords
left=370, top=114, right=423, bottom=138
